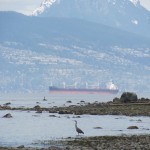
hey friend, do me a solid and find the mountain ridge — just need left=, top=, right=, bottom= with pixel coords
left=32, top=0, right=150, bottom=37
left=1, top=11, right=150, bottom=48
left=0, top=11, right=150, bottom=93
left=33, top=0, right=142, bottom=16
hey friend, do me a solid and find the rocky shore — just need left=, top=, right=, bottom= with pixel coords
left=0, top=135, right=150, bottom=150
left=0, top=92, right=150, bottom=149
left=1, top=92, right=150, bottom=116
left=66, top=135, right=150, bottom=150
left=1, top=99, right=150, bottom=116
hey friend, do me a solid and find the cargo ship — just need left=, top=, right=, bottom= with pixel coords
left=49, top=82, right=119, bottom=94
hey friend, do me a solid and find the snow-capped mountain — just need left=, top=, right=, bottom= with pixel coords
left=33, top=0, right=150, bottom=37
left=130, top=0, right=139, bottom=6
left=0, top=12, right=150, bottom=93
left=33, top=0, right=141, bottom=16
left=32, top=0, right=56, bottom=16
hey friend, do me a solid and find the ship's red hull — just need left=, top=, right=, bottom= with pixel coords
left=49, top=86, right=118, bottom=94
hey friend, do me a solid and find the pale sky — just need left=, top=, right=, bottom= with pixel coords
left=0, top=0, right=150, bottom=15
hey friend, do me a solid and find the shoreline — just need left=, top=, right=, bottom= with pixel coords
left=0, top=135, right=150, bottom=150
left=0, top=95, right=150, bottom=149
left=1, top=101, right=150, bottom=116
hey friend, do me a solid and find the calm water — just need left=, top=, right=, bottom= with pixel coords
left=0, top=92, right=122, bottom=108
left=0, top=92, right=150, bottom=147
left=0, top=110, right=150, bottom=147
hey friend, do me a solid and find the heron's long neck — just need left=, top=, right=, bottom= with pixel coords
left=75, top=122, right=77, bottom=129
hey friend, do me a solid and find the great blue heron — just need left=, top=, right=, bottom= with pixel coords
left=74, top=120, right=84, bottom=135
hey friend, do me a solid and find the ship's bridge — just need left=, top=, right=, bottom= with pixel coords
left=106, top=81, right=118, bottom=90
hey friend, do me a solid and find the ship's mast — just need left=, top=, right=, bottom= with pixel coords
left=85, top=82, right=100, bottom=89
left=86, top=82, right=88, bottom=88
left=74, top=82, right=78, bottom=88
left=63, top=82, right=78, bottom=88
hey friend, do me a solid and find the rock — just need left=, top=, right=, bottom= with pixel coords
left=120, top=92, right=138, bottom=103
left=113, top=97, right=120, bottom=103
left=93, top=127, right=102, bottom=129
left=72, top=116, right=81, bottom=118
left=58, top=110, right=73, bottom=114
left=90, top=112, right=98, bottom=115
left=58, top=110, right=65, bottom=114
left=139, top=98, right=150, bottom=103
left=3, top=113, right=12, bottom=118
left=36, top=110, right=42, bottom=113
left=17, top=145, right=24, bottom=148
left=127, top=126, right=139, bottom=129
left=4, top=102, right=11, bottom=105
left=34, top=105, right=41, bottom=110
left=137, top=119, right=142, bottom=122
left=69, top=105, right=77, bottom=108
left=32, top=115, right=40, bottom=117
left=0, top=105, right=11, bottom=110
left=66, top=100, right=72, bottom=103
left=49, top=115, right=57, bottom=117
